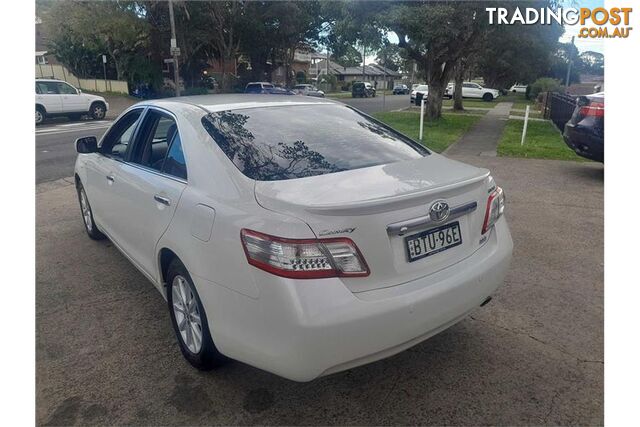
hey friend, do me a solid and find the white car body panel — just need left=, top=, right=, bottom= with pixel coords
left=75, top=94, right=513, bottom=381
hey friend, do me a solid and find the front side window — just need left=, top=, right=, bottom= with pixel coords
left=201, top=104, right=428, bottom=181
left=57, top=82, right=77, bottom=94
left=129, top=111, right=176, bottom=171
left=100, top=109, right=143, bottom=160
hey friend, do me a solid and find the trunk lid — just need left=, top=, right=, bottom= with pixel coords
left=255, top=154, right=493, bottom=293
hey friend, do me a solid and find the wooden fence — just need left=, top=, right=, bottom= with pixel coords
left=35, top=63, right=129, bottom=94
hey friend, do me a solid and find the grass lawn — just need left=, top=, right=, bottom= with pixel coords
left=327, top=90, right=393, bottom=99
left=501, top=92, right=535, bottom=110
left=373, top=111, right=482, bottom=153
left=497, top=119, right=587, bottom=161
left=326, top=92, right=352, bottom=99
left=442, top=98, right=494, bottom=108
left=510, top=109, right=543, bottom=119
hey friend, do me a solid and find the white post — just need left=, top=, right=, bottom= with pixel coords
left=419, top=98, right=426, bottom=141
left=520, top=105, right=530, bottom=146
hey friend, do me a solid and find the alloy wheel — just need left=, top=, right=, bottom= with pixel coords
left=93, top=106, right=105, bottom=119
left=36, top=110, right=43, bottom=124
left=172, top=275, right=203, bottom=354
left=79, top=188, right=93, bottom=232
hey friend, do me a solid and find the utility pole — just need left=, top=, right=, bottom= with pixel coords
left=565, top=35, right=575, bottom=91
left=362, top=44, right=365, bottom=80
left=168, top=0, right=181, bottom=97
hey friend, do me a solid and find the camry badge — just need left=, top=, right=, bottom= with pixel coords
left=429, top=200, right=450, bottom=222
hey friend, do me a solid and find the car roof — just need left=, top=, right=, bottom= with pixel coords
left=140, top=94, right=337, bottom=114
left=35, top=79, right=64, bottom=83
left=247, top=82, right=273, bottom=85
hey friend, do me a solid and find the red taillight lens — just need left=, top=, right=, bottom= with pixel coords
left=579, top=101, right=604, bottom=117
left=240, top=229, right=370, bottom=279
left=482, top=187, right=505, bottom=234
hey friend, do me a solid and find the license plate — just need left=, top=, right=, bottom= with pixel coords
left=405, top=221, right=462, bottom=262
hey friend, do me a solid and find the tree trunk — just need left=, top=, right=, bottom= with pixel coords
left=453, top=61, right=465, bottom=111
left=424, top=60, right=454, bottom=121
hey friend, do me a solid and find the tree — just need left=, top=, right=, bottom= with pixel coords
left=375, top=43, right=407, bottom=72
left=383, top=1, right=491, bottom=120
left=549, top=42, right=582, bottom=85
left=333, top=45, right=362, bottom=67
left=579, top=51, right=604, bottom=75
left=43, top=1, right=150, bottom=81
left=475, top=7, right=563, bottom=89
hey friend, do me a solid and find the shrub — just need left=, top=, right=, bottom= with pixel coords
left=528, top=77, right=562, bottom=100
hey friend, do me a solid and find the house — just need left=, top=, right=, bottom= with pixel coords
left=35, top=16, right=59, bottom=67
left=309, top=59, right=402, bottom=89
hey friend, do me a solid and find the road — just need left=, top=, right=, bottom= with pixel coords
left=35, top=95, right=410, bottom=184
left=36, top=155, right=603, bottom=425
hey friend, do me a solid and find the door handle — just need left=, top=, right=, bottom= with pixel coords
left=106, top=175, right=115, bottom=183
left=154, top=195, right=171, bottom=206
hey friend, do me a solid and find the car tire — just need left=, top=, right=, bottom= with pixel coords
left=167, top=258, right=228, bottom=371
left=89, top=102, right=107, bottom=120
left=76, top=182, right=106, bottom=240
left=482, top=93, right=494, bottom=102
left=36, top=106, right=45, bottom=125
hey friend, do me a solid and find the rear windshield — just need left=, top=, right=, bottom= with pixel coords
left=201, top=104, right=428, bottom=181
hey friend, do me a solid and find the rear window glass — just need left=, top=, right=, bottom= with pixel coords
left=201, top=104, right=428, bottom=181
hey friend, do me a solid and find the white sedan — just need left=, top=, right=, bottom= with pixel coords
left=74, top=95, right=513, bottom=381
left=445, top=82, right=501, bottom=101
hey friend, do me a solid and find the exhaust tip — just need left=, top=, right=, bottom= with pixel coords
left=480, top=296, right=492, bottom=307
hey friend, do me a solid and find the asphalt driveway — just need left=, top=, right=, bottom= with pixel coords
left=36, top=156, right=603, bottom=425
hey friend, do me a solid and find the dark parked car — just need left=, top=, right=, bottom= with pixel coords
left=352, top=82, right=376, bottom=98
left=393, top=84, right=409, bottom=95
left=563, top=92, right=604, bottom=162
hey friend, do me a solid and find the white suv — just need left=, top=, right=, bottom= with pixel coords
left=35, top=79, right=109, bottom=124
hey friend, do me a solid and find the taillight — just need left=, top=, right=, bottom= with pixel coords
left=240, top=229, right=370, bottom=279
left=482, top=187, right=505, bottom=234
left=579, top=101, right=604, bottom=117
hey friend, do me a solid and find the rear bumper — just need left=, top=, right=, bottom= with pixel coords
left=563, top=124, right=604, bottom=162
left=196, top=218, right=513, bottom=382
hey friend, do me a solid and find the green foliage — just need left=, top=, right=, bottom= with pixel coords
left=333, top=45, right=362, bottom=68
left=529, top=77, right=562, bottom=99
left=475, top=1, right=564, bottom=89
left=42, top=0, right=150, bottom=81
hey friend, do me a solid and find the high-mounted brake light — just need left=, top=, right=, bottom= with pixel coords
left=482, top=186, right=505, bottom=234
left=579, top=101, right=604, bottom=118
left=240, top=229, right=370, bottom=279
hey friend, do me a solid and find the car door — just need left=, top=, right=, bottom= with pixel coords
left=85, top=108, right=145, bottom=239
left=109, top=107, right=188, bottom=277
left=56, top=82, right=87, bottom=113
left=36, top=81, right=62, bottom=113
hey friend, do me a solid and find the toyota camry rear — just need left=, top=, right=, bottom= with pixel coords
left=74, top=95, right=512, bottom=382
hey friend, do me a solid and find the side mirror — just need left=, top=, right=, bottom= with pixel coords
left=75, top=136, right=98, bottom=154
left=77, top=89, right=82, bottom=95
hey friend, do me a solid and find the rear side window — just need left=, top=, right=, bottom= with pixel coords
left=162, top=134, right=187, bottom=180
left=201, top=104, right=428, bottom=181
